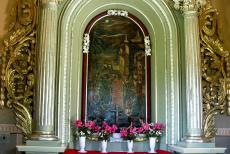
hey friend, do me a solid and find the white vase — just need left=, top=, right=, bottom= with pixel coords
left=101, top=140, right=108, bottom=153
left=79, top=136, right=86, bottom=153
left=127, top=140, right=133, bottom=153
left=149, top=137, right=157, bottom=153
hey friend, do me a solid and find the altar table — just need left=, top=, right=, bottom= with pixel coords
left=64, top=150, right=172, bottom=154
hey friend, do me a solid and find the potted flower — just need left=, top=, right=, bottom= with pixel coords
left=75, top=120, right=95, bottom=152
left=120, top=125, right=137, bottom=153
left=142, top=122, right=164, bottom=153
left=88, top=125, right=101, bottom=141
left=135, top=126, right=147, bottom=142
left=98, top=122, right=118, bottom=153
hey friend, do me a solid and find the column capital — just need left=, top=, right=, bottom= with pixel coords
left=39, top=0, right=62, bottom=6
left=172, top=0, right=206, bottom=12
left=39, top=0, right=61, bottom=10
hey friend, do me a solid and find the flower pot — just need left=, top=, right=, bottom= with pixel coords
left=101, top=140, right=108, bottom=153
left=87, top=132, right=99, bottom=141
left=134, top=133, right=147, bottom=142
left=79, top=136, right=86, bottom=153
left=127, top=140, right=133, bottom=153
left=149, top=137, right=157, bottom=153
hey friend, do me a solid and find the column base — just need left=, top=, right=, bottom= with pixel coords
left=30, top=132, right=58, bottom=141
left=182, top=136, right=211, bottom=143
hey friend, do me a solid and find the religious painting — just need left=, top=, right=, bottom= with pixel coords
left=82, top=11, right=151, bottom=127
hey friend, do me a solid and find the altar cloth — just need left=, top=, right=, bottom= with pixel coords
left=64, top=150, right=172, bottom=154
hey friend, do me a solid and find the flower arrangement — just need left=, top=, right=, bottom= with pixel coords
left=98, top=122, right=118, bottom=141
left=75, top=120, right=95, bottom=137
left=120, top=125, right=138, bottom=141
left=141, top=122, right=164, bottom=138
left=75, top=119, right=164, bottom=140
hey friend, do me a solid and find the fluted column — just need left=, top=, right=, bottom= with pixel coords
left=184, top=10, right=204, bottom=142
left=31, top=0, right=59, bottom=140
left=173, top=0, right=206, bottom=143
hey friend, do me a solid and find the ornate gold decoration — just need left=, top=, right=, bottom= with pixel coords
left=199, top=0, right=230, bottom=139
left=0, top=0, right=37, bottom=139
left=172, top=0, right=206, bottom=11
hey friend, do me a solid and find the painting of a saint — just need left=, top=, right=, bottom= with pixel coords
left=85, top=14, right=150, bottom=127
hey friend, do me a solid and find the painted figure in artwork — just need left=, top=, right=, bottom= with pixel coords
left=86, top=15, right=148, bottom=127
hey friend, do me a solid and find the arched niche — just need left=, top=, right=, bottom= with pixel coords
left=57, top=0, right=181, bottom=149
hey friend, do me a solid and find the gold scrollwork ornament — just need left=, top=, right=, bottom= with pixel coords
left=199, top=0, right=230, bottom=139
left=0, top=0, right=37, bottom=139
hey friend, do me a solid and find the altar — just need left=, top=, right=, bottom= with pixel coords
left=75, top=140, right=153, bottom=152
left=64, top=150, right=172, bottom=154
left=5, top=0, right=227, bottom=154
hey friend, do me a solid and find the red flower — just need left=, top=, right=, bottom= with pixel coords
left=137, top=127, right=144, bottom=133
left=105, top=125, right=112, bottom=133
left=120, top=128, right=128, bottom=137
left=94, top=126, right=101, bottom=133
left=142, top=122, right=150, bottom=130
left=129, top=127, right=137, bottom=135
left=85, top=121, right=95, bottom=129
left=98, top=122, right=118, bottom=141
left=154, top=122, right=164, bottom=130
left=120, top=125, right=137, bottom=140
left=75, top=120, right=83, bottom=128
left=111, top=124, right=118, bottom=133
left=102, top=122, right=109, bottom=128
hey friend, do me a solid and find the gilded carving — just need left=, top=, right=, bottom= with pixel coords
left=0, top=0, right=37, bottom=139
left=199, top=0, right=230, bottom=139
left=144, top=36, right=151, bottom=56
left=107, top=9, right=128, bottom=17
left=82, top=33, right=90, bottom=53
left=172, top=0, right=206, bottom=11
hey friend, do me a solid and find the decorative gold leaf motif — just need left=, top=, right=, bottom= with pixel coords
left=0, top=0, right=37, bottom=139
left=199, top=0, right=229, bottom=139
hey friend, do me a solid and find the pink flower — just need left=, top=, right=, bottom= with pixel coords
left=137, top=127, right=144, bottom=133
left=94, top=126, right=101, bottom=133
left=154, top=122, right=164, bottom=130
left=129, top=127, right=137, bottom=135
left=111, top=124, right=118, bottom=133
left=120, top=128, right=128, bottom=137
left=142, top=123, right=150, bottom=130
left=85, top=121, right=95, bottom=129
left=75, top=120, right=83, bottom=128
left=105, top=125, right=112, bottom=133
left=102, top=122, right=109, bottom=128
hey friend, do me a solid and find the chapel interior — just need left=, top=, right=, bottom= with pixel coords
left=0, top=0, right=230, bottom=154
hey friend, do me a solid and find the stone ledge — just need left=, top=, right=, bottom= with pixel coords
left=17, top=144, right=67, bottom=153
left=169, top=145, right=226, bottom=153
